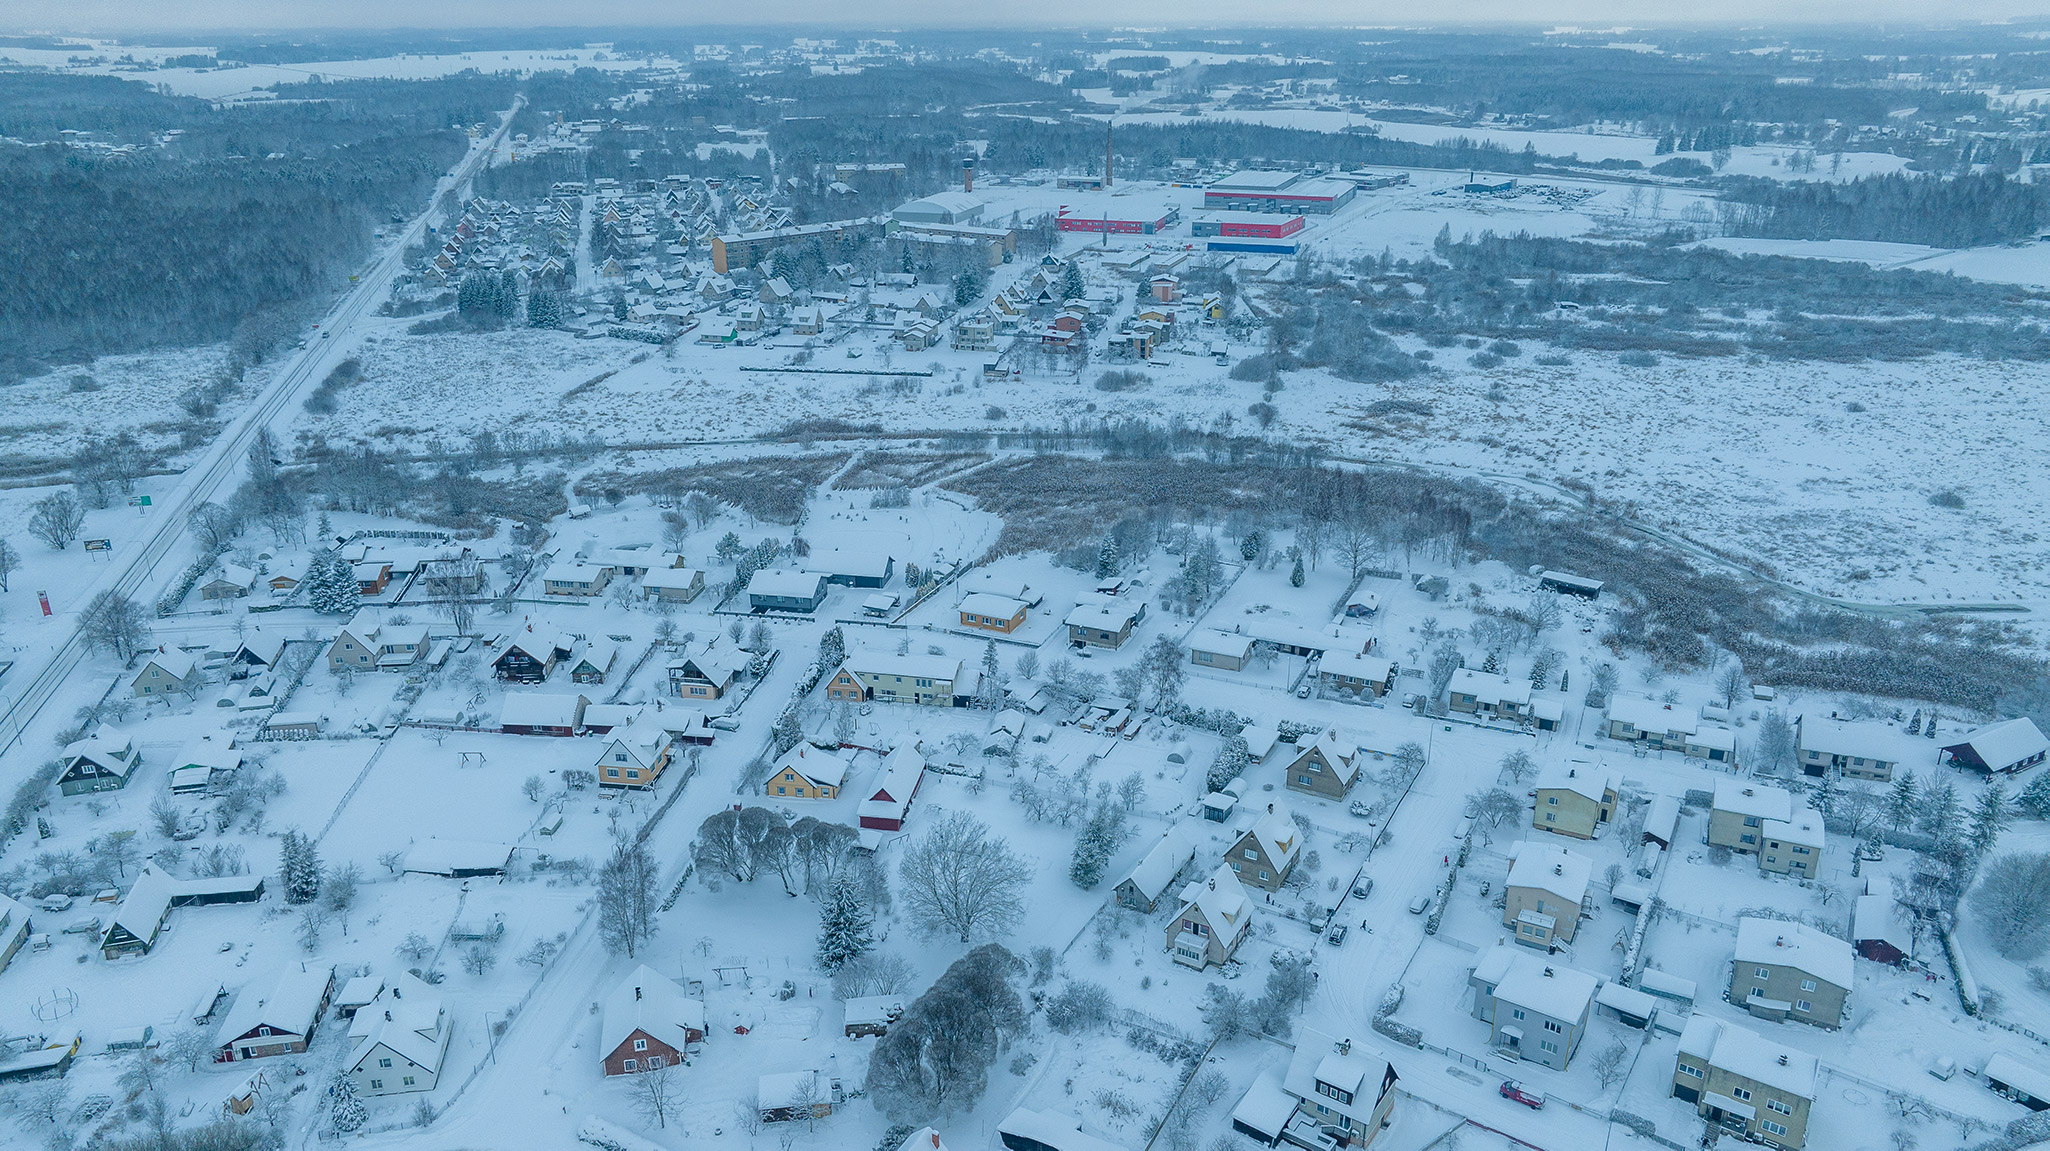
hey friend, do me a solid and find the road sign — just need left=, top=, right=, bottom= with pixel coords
left=82, top=539, right=111, bottom=552
left=127, top=495, right=151, bottom=507
left=37, top=592, right=50, bottom=617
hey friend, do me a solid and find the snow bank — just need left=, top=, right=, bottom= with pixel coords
left=576, top=1117, right=668, bottom=1151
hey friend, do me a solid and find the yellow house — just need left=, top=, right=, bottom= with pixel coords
left=765, top=744, right=849, bottom=799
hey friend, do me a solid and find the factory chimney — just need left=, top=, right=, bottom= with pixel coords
left=1105, top=123, right=1114, bottom=188
left=962, top=158, right=974, bottom=193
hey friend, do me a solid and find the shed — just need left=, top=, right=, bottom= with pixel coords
left=1940, top=718, right=2050, bottom=774
left=1228, top=1069, right=1295, bottom=1147
left=1635, top=968, right=1696, bottom=1008
left=1595, top=982, right=1657, bottom=1029
left=1985, top=1052, right=2050, bottom=1111
left=842, top=994, right=905, bottom=1038
left=1641, top=794, right=1681, bottom=848
left=403, top=838, right=514, bottom=878
left=1538, top=570, right=1603, bottom=599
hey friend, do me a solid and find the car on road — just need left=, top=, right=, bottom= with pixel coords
left=1499, top=1081, right=1544, bottom=1109
left=1351, top=878, right=1374, bottom=901
left=1326, top=924, right=1347, bottom=947
left=1407, top=895, right=1431, bottom=914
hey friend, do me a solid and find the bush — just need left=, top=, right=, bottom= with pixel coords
left=1094, top=369, right=1149, bottom=393
left=1228, top=354, right=1278, bottom=383
left=1371, top=1014, right=1421, bottom=1047
left=1487, top=340, right=1522, bottom=358
left=1045, top=980, right=1115, bottom=1033
left=1469, top=352, right=1503, bottom=369
left=1651, top=157, right=1712, bottom=178
left=1928, top=488, right=1966, bottom=509
left=1533, top=353, right=1571, bottom=366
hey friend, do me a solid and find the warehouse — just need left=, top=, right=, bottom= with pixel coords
left=1056, top=204, right=1181, bottom=235
left=1190, top=211, right=1305, bottom=239
left=1203, top=170, right=1356, bottom=214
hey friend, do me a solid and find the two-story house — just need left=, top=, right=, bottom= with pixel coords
left=1115, top=831, right=1195, bottom=913
left=1503, top=841, right=1592, bottom=948
left=825, top=653, right=965, bottom=708
left=668, top=647, right=747, bottom=700
left=1283, top=732, right=1364, bottom=801
left=328, top=615, right=430, bottom=674
left=131, top=649, right=198, bottom=698
left=1065, top=598, right=1145, bottom=650
left=1278, top=1030, right=1399, bottom=1150
left=1673, top=1017, right=1816, bottom=1149
left=600, top=965, right=705, bottom=1076
left=1730, top=918, right=1851, bottom=1029
left=1793, top=715, right=1899, bottom=781
left=345, top=975, right=451, bottom=1097
left=1757, top=808, right=1824, bottom=879
left=1165, top=863, right=1253, bottom=969
left=1708, top=781, right=1794, bottom=856
left=58, top=731, right=141, bottom=796
left=491, top=632, right=576, bottom=683
left=766, top=743, right=849, bottom=799
left=1605, top=695, right=1738, bottom=763
left=592, top=722, right=674, bottom=790
left=1531, top=763, right=1616, bottom=840
left=1227, top=804, right=1302, bottom=893
left=1467, top=943, right=1600, bottom=1070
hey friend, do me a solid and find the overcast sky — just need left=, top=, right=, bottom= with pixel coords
left=6, top=0, right=2041, bottom=34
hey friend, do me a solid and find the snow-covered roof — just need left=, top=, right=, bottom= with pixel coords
left=215, top=964, right=332, bottom=1049
left=844, top=651, right=962, bottom=684
left=1280, top=1030, right=1390, bottom=1126
left=1595, top=981, right=1658, bottom=1021
left=844, top=994, right=905, bottom=1028
left=959, top=592, right=1027, bottom=619
left=1607, top=694, right=1697, bottom=735
left=807, top=549, right=894, bottom=580
left=896, top=1128, right=949, bottom=1151
left=140, top=648, right=197, bottom=680
left=346, top=974, right=447, bottom=1074
left=1120, top=831, right=1195, bottom=903
left=62, top=730, right=138, bottom=775
left=544, top=560, right=612, bottom=584
left=1796, top=715, right=1901, bottom=764
left=1852, top=894, right=1912, bottom=955
left=758, top=1069, right=825, bottom=1110
left=1176, top=863, right=1251, bottom=933
left=1485, top=946, right=1600, bottom=1022
left=1713, top=779, right=1793, bottom=823
left=602, top=965, right=705, bottom=1056
left=404, top=838, right=515, bottom=876
left=1984, top=1052, right=2050, bottom=1103
left=641, top=565, right=704, bottom=590
left=1293, top=732, right=1362, bottom=785
left=1506, top=841, right=1593, bottom=906
left=748, top=569, right=827, bottom=599
left=1239, top=724, right=1279, bottom=761
left=1066, top=598, right=1143, bottom=631
left=997, top=1108, right=1127, bottom=1151
left=1242, top=805, right=1301, bottom=871
left=1636, top=968, right=1696, bottom=1002
left=1761, top=806, right=1824, bottom=850
left=1642, top=794, right=1681, bottom=843
left=1189, top=628, right=1254, bottom=658
left=104, top=866, right=176, bottom=949
left=335, top=976, right=385, bottom=1011
left=499, top=691, right=588, bottom=728
left=1945, top=717, right=2049, bottom=771
left=1734, top=918, right=1853, bottom=990
left=1450, top=668, right=1530, bottom=707
left=1322, top=650, right=1394, bottom=683
left=773, top=743, right=849, bottom=789
left=1534, top=762, right=1612, bottom=803
left=599, top=722, right=671, bottom=770
left=1677, top=1016, right=1817, bottom=1100
left=582, top=703, right=642, bottom=730
left=1229, top=1068, right=1297, bottom=1141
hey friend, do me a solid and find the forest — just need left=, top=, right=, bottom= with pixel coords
left=1718, top=171, right=2050, bottom=249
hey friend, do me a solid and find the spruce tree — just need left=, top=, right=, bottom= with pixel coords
left=281, top=830, right=323, bottom=904
left=1095, top=534, right=1121, bottom=579
left=1208, top=734, right=1250, bottom=793
left=2017, top=772, right=2050, bottom=822
left=1289, top=555, right=1304, bottom=588
left=1886, top=773, right=1920, bottom=833
left=1059, top=261, right=1085, bottom=300
left=1240, top=531, right=1263, bottom=562
left=815, top=877, right=875, bottom=972
left=330, top=1073, right=367, bottom=1133
left=1918, top=779, right=1961, bottom=842
left=1968, top=782, right=2011, bottom=859
left=1480, top=650, right=1501, bottom=675
left=1068, top=804, right=1123, bottom=889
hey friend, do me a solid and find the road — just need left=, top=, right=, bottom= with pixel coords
left=0, top=97, right=523, bottom=763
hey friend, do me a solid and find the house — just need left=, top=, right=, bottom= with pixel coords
left=668, top=646, right=747, bottom=699
left=1983, top=1053, right=2050, bottom=1113
left=748, top=570, right=829, bottom=613
left=640, top=566, right=706, bottom=603
left=1538, top=571, right=1603, bottom=599
left=580, top=703, right=640, bottom=734
left=1606, top=695, right=1737, bottom=762
left=1794, top=715, right=1899, bottom=781
left=1166, top=863, right=1254, bottom=969
left=201, top=564, right=258, bottom=600
left=101, top=866, right=265, bottom=959
left=1531, top=763, right=1616, bottom=840
left=541, top=561, right=613, bottom=598
left=328, top=615, right=429, bottom=673
left=1503, top=841, right=1592, bottom=948
left=1673, top=1017, right=1815, bottom=1149
left=1449, top=669, right=1531, bottom=719
left=58, top=731, right=140, bottom=796
left=0, top=894, right=32, bottom=975
left=213, top=965, right=334, bottom=1062
left=567, top=640, right=618, bottom=684
left=601, top=965, right=705, bottom=1075
left=826, top=653, right=965, bottom=708
left=491, top=632, right=576, bottom=682
left=791, top=306, right=826, bottom=335
left=1851, top=893, right=1913, bottom=966
left=1149, top=274, right=1181, bottom=302
left=1115, top=830, right=1195, bottom=912
left=1000, top=1109, right=1127, bottom=1151
left=1757, top=807, right=1824, bottom=878
left=844, top=995, right=905, bottom=1039
left=0, top=1035, right=80, bottom=1083
left=1708, top=780, right=1795, bottom=855
left=1940, top=718, right=2050, bottom=774
left=594, top=722, right=674, bottom=789
left=1319, top=650, right=1395, bottom=698
left=132, top=649, right=197, bottom=698
left=1189, top=629, right=1255, bottom=671
left=498, top=692, right=589, bottom=736
left=858, top=746, right=926, bottom=831
left=1277, top=1031, right=1399, bottom=1150
left=228, top=633, right=286, bottom=680
left=958, top=593, right=1028, bottom=633
left=766, top=743, right=849, bottom=799
left=169, top=740, right=242, bottom=795
left=1065, top=599, right=1145, bottom=650
left=951, top=318, right=996, bottom=351
left=1283, top=732, right=1363, bottom=801
left=757, top=1069, right=836, bottom=1122
left=1227, top=804, right=1302, bottom=892
left=353, top=562, right=393, bottom=594
left=810, top=551, right=895, bottom=589
left=1730, top=918, right=1851, bottom=1029
left=898, top=318, right=942, bottom=351
left=346, top=975, right=451, bottom=1096
left=1467, top=943, right=1599, bottom=1070
left=735, top=302, right=767, bottom=332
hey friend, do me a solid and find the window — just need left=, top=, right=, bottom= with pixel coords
left=1245, top=848, right=1259, bottom=861
left=1316, top=1081, right=1353, bottom=1105
left=1259, top=870, right=1270, bottom=881
left=1794, top=1000, right=1812, bottom=1013
left=1547, top=796, right=1559, bottom=805
left=1539, top=1039, right=1558, bottom=1054
left=1762, top=1120, right=1788, bottom=1138
left=1511, top=1009, right=1526, bottom=1020
left=1766, top=856, right=1778, bottom=865
left=1298, top=776, right=1312, bottom=786
left=1731, top=1087, right=1751, bottom=1102
left=1755, top=967, right=1771, bottom=979
left=1546, top=813, right=1556, bottom=823
left=607, top=768, right=621, bottom=778
left=1230, top=861, right=1242, bottom=871
left=647, top=1056, right=663, bottom=1069
left=616, top=753, right=630, bottom=763
left=1678, top=1063, right=1704, bottom=1079
left=1799, top=979, right=1816, bottom=992
left=1793, top=846, right=1810, bottom=855
left=370, top=1080, right=383, bottom=1090
left=259, top=1028, right=271, bottom=1037
left=1767, top=1099, right=1792, bottom=1116
left=1740, top=834, right=1757, bottom=845
left=1543, top=1020, right=1563, bottom=1033
left=402, top=1076, right=415, bottom=1087
left=634, top=1039, right=647, bottom=1051
left=1744, top=815, right=1762, bottom=827
left=378, top=1058, right=393, bottom=1069
left=622, top=1059, right=636, bottom=1071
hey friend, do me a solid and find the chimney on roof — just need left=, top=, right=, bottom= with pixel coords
left=1778, top=1054, right=1789, bottom=1066
left=385, top=1010, right=392, bottom=1021
left=636, top=985, right=643, bottom=1000
left=1336, top=1037, right=1351, bottom=1055
left=1542, top=967, right=1554, bottom=977
left=1776, top=935, right=1786, bottom=947
left=931, top=1135, right=942, bottom=1150
left=1267, top=802, right=1274, bottom=814
left=1553, top=863, right=1563, bottom=876
left=1208, top=876, right=1216, bottom=891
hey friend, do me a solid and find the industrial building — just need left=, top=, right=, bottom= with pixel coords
left=1056, top=203, right=1181, bottom=235
left=1190, top=211, right=1305, bottom=239
left=891, top=191, right=985, bottom=226
left=1203, top=170, right=1357, bottom=214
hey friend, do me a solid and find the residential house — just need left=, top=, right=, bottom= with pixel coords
left=1794, top=715, right=1899, bottom=781
left=58, top=731, right=140, bottom=796
left=766, top=744, right=849, bottom=799
left=640, top=566, right=706, bottom=603
left=958, top=593, right=1027, bottom=634
left=0, top=894, right=30, bottom=975
left=267, top=569, right=302, bottom=597
left=1277, top=1031, right=1400, bottom=1150
left=898, top=318, right=942, bottom=351
left=858, top=746, right=925, bottom=831
left=1227, top=804, right=1302, bottom=892
left=1065, top=599, right=1146, bottom=650
left=1940, top=718, right=2050, bottom=774
left=1708, top=781, right=1795, bottom=855
left=843, top=995, right=905, bottom=1039
left=757, top=1070, right=837, bottom=1123
left=1320, top=650, right=1395, bottom=698
left=1531, top=763, right=1617, bottom=840
left=1150, top=274, right=1181, bottom=302
left=951, top=318, right=996, bottom=350
left=1448, top=669, right=1531, bottom=719
left=169, top=740, right=241, bottom=795
left=826, top=653, right=965, bottom=708
left=594, top=722, right=674, bottom=789
left=346, top=975, right=451, bottom=1096
left=669, top=647, right=747, bottom=700
left=1673, top=1017, right=1816, bottom=1149
left=809, top=551, right=895, bottom=589
left=1166, top=863, right=1254, bottom=969
left=132, top=649, right=198, bottom=698
left=567, top=640, right=618, bottom=684
left=1115, top=830, right=1195, bottom=913
left=1730, top=918, right=1851, bottom=1029
left=541, top=561, right=613, bottom=597
left=1605, top=695, right=1737, bottom=763
left=791, top=306, right=825, bottom=335
left=1503, top=841, right=1592, bottom=948
left=601, top=965, right=705, bottom=1075
left=735, top=302, right=767, bottom=332
left=1189, top=629, right=1255, bottom=671
left=1283, top=732, right=1364, bottom=801
left=201, top=564, right=258, bottom=600
left=748, top=570, right=829, bottom=613
left=1852, top=893, right=1913, bottom=966
left=353, top=562, right=393, bottom=595
left=1468, top=943, right=1600, bottom=1070
left=228, top=633, right=286, bottom=680
left=212, top=965, right=334, bottom=1062
left=491, top=632, right=576, bottom=682
left=328, top=616, right=430, bottom=673
left=1757, top=807, right=1824, bottom=878
left=498, top=692, right=589, bottom=736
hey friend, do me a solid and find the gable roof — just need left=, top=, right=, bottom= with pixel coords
left=773, top=743, right=849, bottom=789
left=1239, top=806, right=1301, bottom=870
left=1944, top=717, right=2049, bottom=770
left=1713, top=780, right=1793, bottom=822
left=1607, top=694, right=1697, bottom=735
left=1175, top=861, right=1249, bottom=930
left=346, top=974, right=447, bottom=1073
left=1796, top=715, right=1901, bottom=763
left=1482, top=944, right=1601, bottom=1021
left=140, top=649, right=198, bottom=680
left=216, top=964, right=332, bottom=1048
left=499, top=692, right=589, bottom=728
left=1066, top=598, right=1143, bottom=631
left=1534, top=762, right=1614, bottom=803
left=845, top=651, right=962, bottom=684
left=1678, top=1016, right=1817, bottom=1100
left=1506, top=841, right=1593, bottom=906
left=1280, top=1029, right=1391, bottom=1125
left=1734, top=917, right=1853, bottom=990
left=1121, top=830, right=1195, bottom=903
left=602, top=964, right=705, bottom=1056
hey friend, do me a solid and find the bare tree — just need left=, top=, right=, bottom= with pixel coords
left=1498, top=749, right=1538, bottom=786
left=1975, top=852, right=2050, bottom=959
left=598, top=838, right=660, bottom=957
left=80, top=591, right=151, bottom=662
left=628, top=1063, right=683, bottom=1129
left=0, top=537, right=18, bottom=591
left=28, top=491, right=85, bottom=550
left=1589, top=1039, right=1630, bottom=1090
left=1465, top=787, right=1523, bottom=829
left=1715, top=663, right=1750, bottom=710
left=898, top=812, right=1033, bottom=942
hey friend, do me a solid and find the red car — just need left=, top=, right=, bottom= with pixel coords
left=1499, top=1081, right=1544, bottom=1109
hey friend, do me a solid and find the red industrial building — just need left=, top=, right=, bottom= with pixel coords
left=1056, top=204, right=1181, bottom=235
left=1190, top=212, right=1305, bottom=239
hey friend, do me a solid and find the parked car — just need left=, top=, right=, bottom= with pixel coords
left=1326, top=924, right=1347, bottom=947
left=62, top=916, right=101, bottom=936
left=1499, top=1081, right=1544, bottom=1109
left=1351, top=878, right=1374, bottom=901
left=1478, top=881, right=1491, bottom=897
left=1348, top=800, right=1376, bottom=820
left=1408, top=895, right=1431, bottom=914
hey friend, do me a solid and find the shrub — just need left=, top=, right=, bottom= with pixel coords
left=1094, top=370, right=1149, bottom=393
left=1469, top=352, right=1503, bottom=369
left=1928, top=488, right=1966, bottom=509
left=1487, top=340, right=1522, bottom=358
left=1228, top=354, right=1277, bottom=383
left=1534, top=353, right=1571, bottom=366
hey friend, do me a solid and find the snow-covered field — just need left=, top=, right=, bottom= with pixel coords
left=3, top=46, right=677, bottom=101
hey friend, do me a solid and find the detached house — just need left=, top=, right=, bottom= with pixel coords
left=213, top=965, right=334, bottom=1063
left=1448, top=669, right=1530, bottom=720
left=826, top=653, right=965, bottom=708
left=1116, top=830, right=1195, bottom=913
left=567, top=640, right=618, bottom=684
left=542, top=561, right=613, bottom=598
left=498, top=692, right=589, bottom=737
left=1940, top=718, right=2050, bottom=775
left=601, top=965, right=705, bottom=1075
left=201, top=564, right=258, bottom=600
left=1319, top=650, right=1395, bottom=698
left=328, top=616, right=430, bottom=673
left=1283, top=732, right=1365, bottom=801
left=1531, top=763, right=1617, bottom=840
left=491, top=632, right=576, bottom=683
left=640, top=566, right=706, bottom=603
left=58, top=731, right=140, bottom=796
left=1708, top=781, right=1795, bottom=856
left=1277, top=1031, right=1399, bottom=1150
left=593, top=722, right=674, bottom=789
left=748, top=570, right=829, bottom=613
left=1468, top=943, right=1599, bottom=1070
left=958, top=593, right=1028, bottom=634
left=1794, top=715, right=1899, bottom=781
left=1166, top=863, right=1253, bottom=969
left=857, top=746, right=925, bottom=832
left=132, top=649, right=198, bottom=698
left=766, top=744, right=849, bottom=799
left=1189, top=629, right=1255, bottom=672
left=1227, top=804, right=1302, bottom=892
left=668, top=646, right=746, bottom=700
left=1065, top=599, right=1145, bottom=650
left=1673, top=1017, right=1816, bottom=1149
left=346, top=975, right=451, bottom=1097
left=1504, top=841, right=1592, bottom=948
left=1605, top=695, right=1737, bottom=763
left=1730, top=918, right=1851, bottom=1029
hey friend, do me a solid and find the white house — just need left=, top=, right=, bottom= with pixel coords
left=345, top=974, right=451, bottom=1096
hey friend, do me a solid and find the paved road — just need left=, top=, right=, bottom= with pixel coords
left=0, top=98, right=523, bottom=762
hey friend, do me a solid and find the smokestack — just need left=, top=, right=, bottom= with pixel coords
left=1105, top=123, right=1114, bottom=188
left=962, top=158, right=974, bottom=193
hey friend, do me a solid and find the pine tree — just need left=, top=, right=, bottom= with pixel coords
left=329, top=1072, right=367, bottom=1133
left=1208, top=734, right=1250, bottom=793
left=1095, top=534, right=1121, bottom=579
left=1059, top=261, right=1085, bottom=301
left=815, top=877, right=875, bottom=972
left=527, top=290, right=561, bottom=328
left=978, top=641, right=1003, bottom=710
left=1239, top=531, right=1262, bottom=561
left=307, top=552, right=360, bottom=615
left=1968, top=782, right=2011, bottom=859
left=1918, top=779, right=1961, bottom=842
left=1907, top=709, right=1922, bottom=736
left=1289, top=555, right=1304, bottom=588
left=280, top=830, right=322, bottom=904
left=1886, top=773, right=1920, bottom=833
left=1068, top=804, right=1124, bottom=889
left=2018, top=772, right=2050, bottom=821
left=1479, top=650, right=1501, bottom=675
